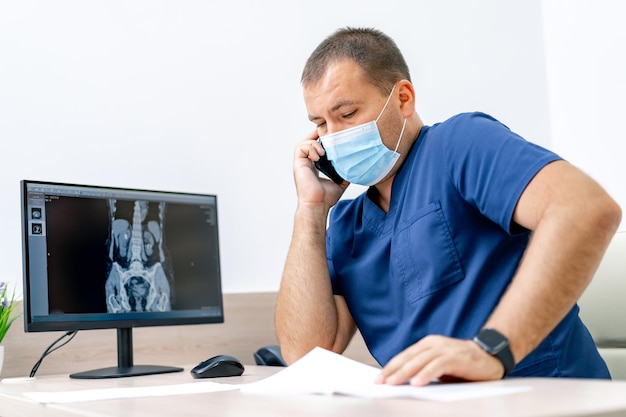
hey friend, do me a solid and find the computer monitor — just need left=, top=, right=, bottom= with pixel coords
left=20, top=180, right=224, bottom=379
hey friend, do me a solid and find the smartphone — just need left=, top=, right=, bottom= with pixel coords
left=314, top=151, right=344, bottom=184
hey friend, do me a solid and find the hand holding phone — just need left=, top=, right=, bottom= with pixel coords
left=314, top=151, right=344, bottom=184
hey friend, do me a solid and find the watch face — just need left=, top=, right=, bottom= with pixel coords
left=474, top=328, right=515, bottom=376
left=477, top=329, right=509, bottom=353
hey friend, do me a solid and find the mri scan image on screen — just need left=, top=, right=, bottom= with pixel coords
left=106, top=200, right=173, bottom=314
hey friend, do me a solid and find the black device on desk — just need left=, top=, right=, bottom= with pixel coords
left=254, top=345, right=287, bottom=367
left=190, top=355, right=244, bottom=378
left=20, top=180, right=225, bottom=379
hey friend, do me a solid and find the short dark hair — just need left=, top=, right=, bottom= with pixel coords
left=301, top=27, right=411, bottom=96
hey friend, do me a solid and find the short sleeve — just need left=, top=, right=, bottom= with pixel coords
left=442, top=113, right=561, bottom=233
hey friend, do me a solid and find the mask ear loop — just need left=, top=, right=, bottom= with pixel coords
left=375, top=84, right=397, bottom=123
left=393, top=118, right=407, bottom=153
left=374, top=84, right=406, bottom=153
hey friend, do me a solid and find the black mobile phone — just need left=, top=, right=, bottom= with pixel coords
left=314, top=152, right=344, bottom=184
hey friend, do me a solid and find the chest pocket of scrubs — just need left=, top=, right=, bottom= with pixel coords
left=391, top=201, right=464, bottom=303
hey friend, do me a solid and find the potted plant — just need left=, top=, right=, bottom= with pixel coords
left=0, top=281, right=20, bottom=374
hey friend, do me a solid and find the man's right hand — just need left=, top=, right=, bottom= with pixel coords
left=293, top=130, right=348, bottom=209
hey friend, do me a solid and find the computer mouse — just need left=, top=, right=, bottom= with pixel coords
left=190, top=354, right=245, bottom=379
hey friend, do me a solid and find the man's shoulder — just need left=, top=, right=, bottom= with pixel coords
left=331, top=195, right=364, bottom=217
left=423, top=112, right=516, bottom=151
left=327, top=193, right=375, bottom=234
left=431, top=111, right=502, bottom=130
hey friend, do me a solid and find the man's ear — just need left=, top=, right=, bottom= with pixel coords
left=397, top=79, right=416, bottom=118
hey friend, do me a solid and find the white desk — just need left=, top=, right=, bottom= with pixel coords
left=2, top=365, right=626, bottom=417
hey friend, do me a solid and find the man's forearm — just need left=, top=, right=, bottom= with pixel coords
left=275, top=205, right=343, bottom=364
left=484, top=190, right=622, bottom=365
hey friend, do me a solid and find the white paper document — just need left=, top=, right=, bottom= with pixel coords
left=24, top=381, right=238, bottom=404
left=242, top=346, right=380, bottom=396
left=24, top=347, right=532, bottom=404
left=242, top=347, right=533, bottom=402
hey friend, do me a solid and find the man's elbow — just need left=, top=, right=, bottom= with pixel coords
left=593, top=195, right=622, bottom=238
left=277, top=341, right=324, bottom=365
left=276, top=332, right=345, bottom=365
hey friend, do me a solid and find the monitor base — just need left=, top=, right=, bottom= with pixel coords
left=70, top=364, right=183, bottom=379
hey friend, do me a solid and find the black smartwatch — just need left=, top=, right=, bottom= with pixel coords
left=473, top=328, right=515, bottom=377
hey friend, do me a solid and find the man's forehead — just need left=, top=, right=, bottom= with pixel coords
left=311, top=59, right=366, bottom=90
left=304, top=62, right=373, bottom=102
left=304, top=85, right=365, bottom=120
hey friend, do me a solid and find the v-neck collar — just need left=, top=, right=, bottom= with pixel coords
left=362, top=126, right=429, bottom=222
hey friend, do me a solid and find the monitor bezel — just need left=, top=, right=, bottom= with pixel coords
left=20, top=179, right=225, bottom=334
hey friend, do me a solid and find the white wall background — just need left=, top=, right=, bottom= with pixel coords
left=542, top=0, right=626, bottom=225
left=0, top=0, right=622, bottom=296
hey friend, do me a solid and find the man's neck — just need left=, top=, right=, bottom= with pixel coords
left=370, top=179, right=394, bottom=213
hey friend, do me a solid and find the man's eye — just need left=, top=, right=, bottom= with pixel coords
left=343, top=111, right=356, bottom=119
left=316, top=121, right=327, bottom=128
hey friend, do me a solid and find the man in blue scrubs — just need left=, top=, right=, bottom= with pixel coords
left=275, top=27, right=622, bottom=385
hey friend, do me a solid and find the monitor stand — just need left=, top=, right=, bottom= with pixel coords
left=69, top=327, right=183, bottom=379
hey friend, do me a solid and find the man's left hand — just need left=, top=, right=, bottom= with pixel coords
left=374, top=335, right=505, bottom=386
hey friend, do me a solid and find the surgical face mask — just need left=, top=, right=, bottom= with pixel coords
left=319, top=85, right=407, bottom=186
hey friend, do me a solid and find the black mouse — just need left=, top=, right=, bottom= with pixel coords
left=190, top=354, right=245, bottom=379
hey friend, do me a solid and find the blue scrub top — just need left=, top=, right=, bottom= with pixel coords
left=326, top=112, right=610, bottom=378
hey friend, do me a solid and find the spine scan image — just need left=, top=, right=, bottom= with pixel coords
left=105, top=200, right=173, bottom=313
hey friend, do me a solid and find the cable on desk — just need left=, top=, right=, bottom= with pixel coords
left=29, top=331, right=78, bottom=378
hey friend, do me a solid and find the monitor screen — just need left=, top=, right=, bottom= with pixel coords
left=21, top=180, right=224, bottom=378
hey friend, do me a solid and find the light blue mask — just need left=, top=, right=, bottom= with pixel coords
left=319, top=85, right=406, bottom=186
